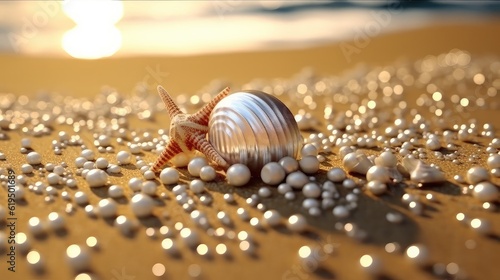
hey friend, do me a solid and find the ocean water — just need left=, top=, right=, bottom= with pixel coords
left=0, top=1, right=499, bottom=58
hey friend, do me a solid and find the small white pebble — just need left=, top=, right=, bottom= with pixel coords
left=237, top=207, right=250, bottom=221
left=28, top=217, right=45, bottom=235
left=226, top=164, right=251, bottom=187
left=26, top=152, right=42, bottom=165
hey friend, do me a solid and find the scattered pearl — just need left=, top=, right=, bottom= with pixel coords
left=128, top=177, right=143, bottom=192
left=386, top=212, right=404, bottom=223
left=279, top=156, right=299, bottom=174
left=81, top=149, right=94, bottom=161
left=114, top=215, right=136, bottom=235
left=130, top=193, right=155, bottom=217
left=143, top=170, right=155, bottom=180
left=188, top=157, right=208, bottom=177
left=199, top=165, right=216, bottom=181
left=21, top=137, right=32, bottom=148
left=258, top=187, right=272, bottom=198
left=286, top=171, right=309, bottom=189
left=108, top=185, right=124, bottom=198
left=16, top=232, right=30, bottom=253
left=287, top=214, right=307, bottom=232
left=180, top=228, right=199, bottom=248
left=141, top=181, right=157, bottom=195
left=237, top=207, right=250, bottom=221
left=26, top=151, right=42, bottom=165
left=375, top=151, right=398, bottom=167
left=470, top=218, right=492, bottom=235
left=299, top=155, right=320, bottom=174
left=426, top=138, right=441, bottom=151
left=466, top=166, right=490, bottom=184
left=302, top=182, right=321, bottom=198
left=226, top=164, right=251, bottom=187
left=260, top=162, right=286, bottom=185
left=487, top=154, right=500, bottom=169
left=301, top=143, right=318, bottom=157
left=98, top=198, right=118, bottom=218
left=26, top=250, right=43, bottom=271
left=277, top=183, right=292, bottom=194
left=85, top=169, right=108, bottom=187
left=297, top=246, right=318, bottom=272
left=161, top=238, right=179, bottom=256
left=189, top=179, right=205, bottom=194
left=21, top=164, right=33, bottom=174
left=406, top=244, right=430, bottom=266
left=159, top=167, right=179, bottom=185
left=284, top=191, right=296, bottom=200
left=66, top=244, right=90, bottom=271
left=223, top=193, right=235, bottom=203
left=74, top=191, right=89, bottom=205
left=95, top=157, right=109, bottom=169
left=116, top=150, right=132, bottom=165
left=333, top=205, right=349, bottom=218
left=472, top=182, right=499, bottom=202
left=326, top=168, right=346, bottom=182
left=28, top=217, right=45, bottom=236
left=366, top=166, right=391, bottom=183
left=359, top=254, right=382, bottom=275
left=367, top=180, right=387, bottom=195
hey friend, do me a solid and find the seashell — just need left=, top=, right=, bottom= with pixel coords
left=342, top=151, right=374, bottom=175
left=402, top=156, right=446, bottom=184
left=208, top=91, right=303, bottom=173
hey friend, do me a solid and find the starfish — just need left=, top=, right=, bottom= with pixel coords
left=150, top=85, right=230, bottom=173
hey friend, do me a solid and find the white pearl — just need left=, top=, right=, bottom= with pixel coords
left=470, top=218, right=492, bottom=235
left=326, top=168, right=346, bottom=182
left=375, top=151, right=398, bottom=167
left=285, top=191, right=296, bottom=200
left=21, top=137, right=32, bottom=148
left=188, top=157, right=208, bottom=177
left=260, top=162, right=286, bottom=185
left=114, top=215, right=136, bottom=235
left=189, top=179, right=205, bottom=194
left=386, top=212, right=403, bottom=223
left=130, top=193, right=154, bottom=217
left=199, top=165, right=216, bottom=181
left=21, top=164, right=33, bottom=174
left=161, top=238, right=179, bottom=256
left=226, top=164, right=251, bottom=187
left=95, top=157, right=109, bottom=169
left=343, top=152, right=373, bottom=175
left=159, top=168, right=179, bottom=185
left=108, top=185, right=124, bottom=198
left=426, top=138, right=441, bottom=151
left=180, top=228, right=199, bottom=248
left=279, top=156, right=299, bottom=174
left=237, top=207, right=250, bottom=221
left=366, top=166, right=391, bottom=183
left=26, top=151, right=42, bottom=165
left=299, top=155, right=320, bottom=174
left=141, top=181, right=157, bottom=195
left=98, top=198, right=117, bottom=218
left=47, top=173, right=61, bottom=185
left=66, top=244, right=90, bottom=272
left=74, top=191, right=89, bottom=205
left=258, top=187, right=272, bottom=198
left=26, top=250, right=43, bottom=271
left=128, top=177, right=143, bottom=192
left=472, top=182, right=499, bottom=202
left=287, top=214, right=307, bottom=232
left=332, top=205, right=349, bottom=218
left=359, top=254, right=382, bottom=275
left=367, top=180, right=387, bottom=195
left=301, top=143, right=318, bottom=157
left=297, top=246, right=318, bottom=272
left=263, top=210, right=281, bottom=227
left=277, top=183, right=292, bottom=194
left=97, top=135, right=111, bottom=146
left=487, top=154, right=500, bottom=169
left=83, top=161, right=95, bottom=170
left=302, top=198, right=319, bottom=209
left=85, top=169, right=108, bottom=187
left=405, top=244, right=429, bottom=266
left=223, top=193, right=235, bottom=203
left=28, top=217, right=45, bottom=235
left=302, top=182, right=321, bottom=198
left=116, top=150, right=132, bottom=165
left=81, top=149, right=94, bottom=161
left=47, top=212, right=65, bottom=230
left=15, top=232, right=30, bottom=253
left=466, top=167, right=490, bottom=184
left=106, top=164, right=121, bottom=174
left=143, top=170, right=155, bottom=180
left=286, top=171, right=309, bottom=189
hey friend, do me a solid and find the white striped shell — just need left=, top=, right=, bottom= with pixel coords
left=208, top=90, right=303, bottom=173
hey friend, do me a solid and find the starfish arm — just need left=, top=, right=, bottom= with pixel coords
left=151, top=140, right=183, bottom=173
left=190, top=133, right=229, bottom=169
left=189, top=87, right=230, bottom=125
left=158, top=85, right=183, bottom=119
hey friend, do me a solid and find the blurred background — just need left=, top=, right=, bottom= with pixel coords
left=1, top=0, right=499, bottom=59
